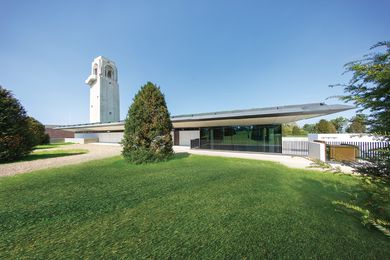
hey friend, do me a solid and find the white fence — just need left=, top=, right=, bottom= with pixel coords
left=282, top=139, right=309, bottom=156
left=282, top=136, right=390, bottom=161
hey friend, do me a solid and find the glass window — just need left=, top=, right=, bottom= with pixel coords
left=199, top=124, right=282, bottom=153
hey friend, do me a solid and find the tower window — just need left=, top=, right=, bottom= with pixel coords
left=105, top=65, right=114, bottom=79
left=93, top=64, right=98, bottom=75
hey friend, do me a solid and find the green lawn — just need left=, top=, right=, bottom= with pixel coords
left=16, top=149, right=88, bottom=162
left=0, top=154, right=389, bottom=258
left=34, top=142, right=74, bottom=150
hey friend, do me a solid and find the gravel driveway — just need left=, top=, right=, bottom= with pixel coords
left=0, top=143, right=122, bottom=177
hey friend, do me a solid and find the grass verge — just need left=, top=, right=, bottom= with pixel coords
left=34, top=143, right=74, bottom=150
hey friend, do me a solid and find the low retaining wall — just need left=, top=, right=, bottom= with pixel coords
left=74, top=132, right=123, bottom=143
left=308, top=141, right=326, bottom=162
left=64, top=138, right=99, bottom=144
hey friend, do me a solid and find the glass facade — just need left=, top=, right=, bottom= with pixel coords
left=199, top=125, right=282, bottom=153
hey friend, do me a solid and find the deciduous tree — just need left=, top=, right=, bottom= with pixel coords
left=331, top=41, right=390, bottom=133
left=330, top=116, right=348, bottom=133
left=315, top=119, right=336, bottom=133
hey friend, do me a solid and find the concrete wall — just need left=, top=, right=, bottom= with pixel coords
left=282, top=137, right=308, bottom=141
left=179, top=130, right=200, bottom=146
left=65, top=138, right=98, bottom=144
left=308, top=141, right=326, bottom=162
left=308, top=133, right=383, bottom=142
left=98, top=132, right=123, bottom=143
left=75, top=132, right=124, bottom=143
left=74, top=130, right=199, bottom=145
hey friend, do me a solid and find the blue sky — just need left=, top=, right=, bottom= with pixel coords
left=1, top=0, right=389, bottom=125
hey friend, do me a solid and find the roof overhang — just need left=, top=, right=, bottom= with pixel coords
left=55, top=103, right=354, bottom=132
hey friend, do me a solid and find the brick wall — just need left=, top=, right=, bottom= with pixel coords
left=45, top=127, right=74, bottom=138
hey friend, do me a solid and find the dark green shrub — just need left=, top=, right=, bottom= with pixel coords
left=42, top=133, right=50, bottom=144
left=355, top=148, right=390, bottom=182
left=27, top=116, right=47, bottom=146
left=0, top=86, right=34, bottom=162
left=122, top=82, right=173, bottom=164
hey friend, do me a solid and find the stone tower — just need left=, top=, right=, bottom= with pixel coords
left=85, top=56, right=120, bottom=123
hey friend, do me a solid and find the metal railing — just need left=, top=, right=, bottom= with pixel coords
left=282, top=140, right=309, bottom=156
left=324, top=141, right=389, bottom=160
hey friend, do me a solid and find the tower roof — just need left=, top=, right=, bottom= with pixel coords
left=93, top=56, right=116, bottom=65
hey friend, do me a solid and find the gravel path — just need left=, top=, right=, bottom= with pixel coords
left=0, top=144, right=122, bottom=177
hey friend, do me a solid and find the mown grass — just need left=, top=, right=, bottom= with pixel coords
left=0, top=154, right=389, bottom=259
left=34, top=142, right=74, bottom=150
left=16, top=149, right=88, bottom=162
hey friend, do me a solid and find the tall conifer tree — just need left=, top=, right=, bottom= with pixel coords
left=122, top=82, right=173, bottom=163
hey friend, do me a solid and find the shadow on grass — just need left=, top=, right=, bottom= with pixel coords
left=17, top=150, right=88, bottom=162
left=293, top=176, right=390, bottom=239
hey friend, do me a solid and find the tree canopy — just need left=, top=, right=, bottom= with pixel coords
left=27, top=117, right=49, bottom=146
left=315, top=119, right=336, bottom=134
left=346, top=114, right=367, bottom=133
left=332, top=41, right=390, bottom=133
left=0, top=86, right=34, bottom=162
left=330, top=117, right=348, bottom=133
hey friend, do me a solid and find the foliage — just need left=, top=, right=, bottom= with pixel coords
left=282, top=123, right=294, bottom=136
left=303, top=123, right=317, bottom=133
left=346, top=114, right=367, bottom=133
left=292, top=125, right=302, bottom=135
left=27, top=117, right=47, bottom=146
left=331, top=41, right=390, bottom=133
left=282, top=123, right=307, bottom=136
left=122, top=82, right=173, bottom=163
left=1, top=155, right=389, bottom=258
left=332, top=200, right=389, bottom=238
left=330, top=116, right=349, bottom=133
left=307, top=159, right=342, bottom=173
left=330, top=41, right=390, bottom=184
left=0, top=86, right=34, bottom=162
left=333, top=177, right=390, bottom=238
left=42, top=133, right=50, bottom=145
left=354, top=148, right=390, bottom=181
left=315, top=119, right=337, bottom=133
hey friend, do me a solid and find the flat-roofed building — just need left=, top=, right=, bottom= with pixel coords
left=57, top=103, right=353, bottom=153
left=56, top=56, right=353, bottom=153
